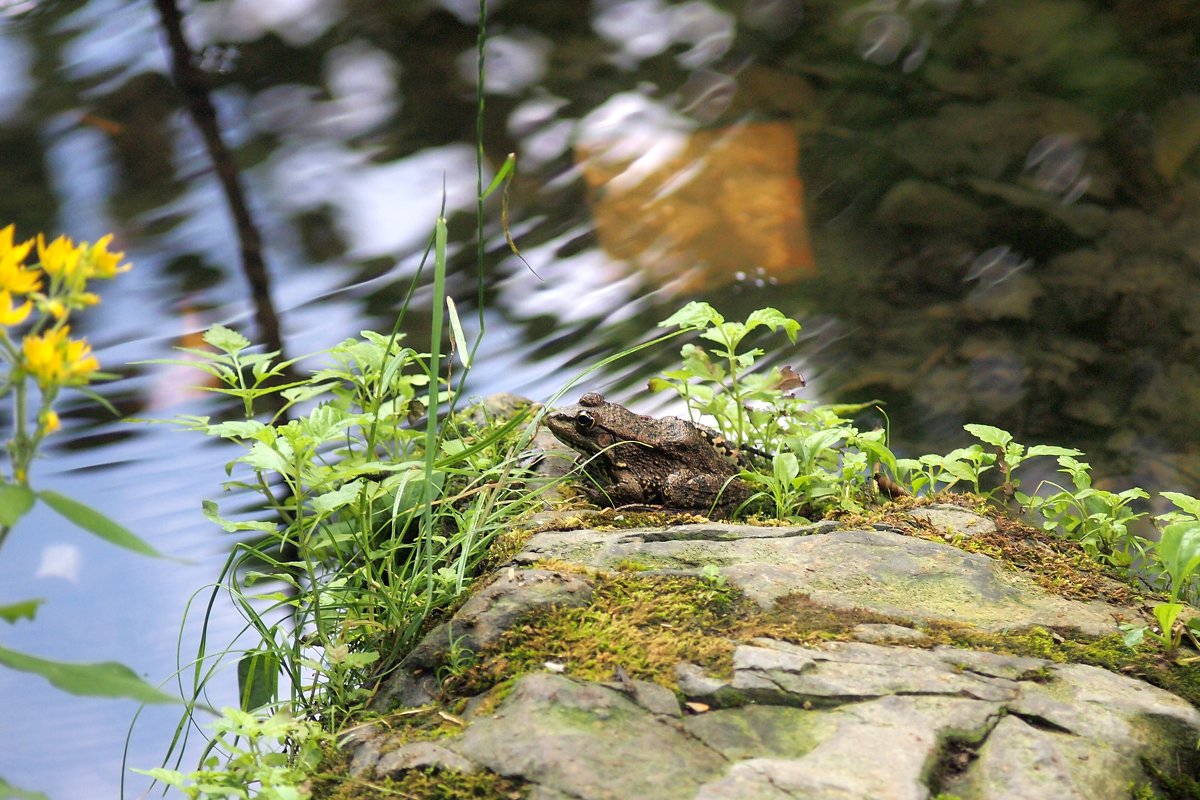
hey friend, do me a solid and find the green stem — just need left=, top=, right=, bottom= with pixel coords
left=420, top=217, right=449, bottom=605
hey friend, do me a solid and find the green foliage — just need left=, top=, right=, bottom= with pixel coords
left=134, top=708, right=332, bottom=800
left=653, top=302, right=888, bottom=518
left=654, top=302, right=800, bottom=445
left=0, top=644, right=179, bottom=704
left=652, top=306, right=1200, bottom=664
left=1019, top=456, right=1149, bottom=568
left=161, top=323, right=541, bottom=729
left=896, top=425, right=1079, bottom=499
left=1122, top=494, right=1200, bottom=657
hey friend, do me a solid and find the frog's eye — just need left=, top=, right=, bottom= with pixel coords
left=575, top=411, right=595, bottom=430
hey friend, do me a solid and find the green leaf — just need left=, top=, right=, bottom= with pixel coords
left=0, top=644, right=180, bottom=704
left=745, top=308, right=802, bottom=342
left=242, top=440, right=292, bottom=474
left=1024, top=445, right=1082, bottom=459
left=206, top=419, right=269, bottom=439
left=202, top=500, right=277, bottom=533
left=1161, top=491, right=1200, bottom=519
left=446, top=295, right=471, bottom=369
left=0, top=776, right=49, bottom=800
left=0, top=599, right=43, bottom=624
left=773, top=453, right=800, bottom=484
left=1153, top=603, right=1184, bottom=637
left=202, top=323, right=252, bottom=355
left=1120, top=623, right=1146, bottom=648
left=963, top=424, right=1013, bottom=448
left=311, top=480, right=365, bottom=515
left=37, top=491, right=164, bottom=558
left=238, top=648, right=280, bottom=711
left=482, top=152, right=516, bottom=199
left=0, top=483, right=35, bottom=527
left=658, top=301, right=723, bottom=331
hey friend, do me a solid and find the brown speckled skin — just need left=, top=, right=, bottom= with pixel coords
left=544, top=393, right=751, bottom=516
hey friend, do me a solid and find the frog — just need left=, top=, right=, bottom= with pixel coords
left=543, top=392, right=753, bottom=516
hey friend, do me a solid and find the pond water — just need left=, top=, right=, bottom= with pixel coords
left=1, top=0, right=1199, bottom=796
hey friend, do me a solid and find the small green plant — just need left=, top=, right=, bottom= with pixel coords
left=1122, top=492, right=1200, bottom=658
left=1019, top=456, right=1149, bottom=568
left=964, top=424, right=1081, bottom=499
left=896, top=445, right=994, bottom=495
left=155, top=317, right=541, bottom=725
left=897, top=424, right=1078, bottom=499
left=699, top=563, right=727, bottom=588
left=437, top=629, right=479, bottom=686
left=134, top=707, right=333, bottom=800
left=652, top=302, right=801, bottom=446
left=652, top=302, right=895, bottom=518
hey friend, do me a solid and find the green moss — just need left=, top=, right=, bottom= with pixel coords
left=457, top=573, right=748, bottom=693
left=311, top=763, right=527, bottom=800
left=612, top=557, right=655, bottom=572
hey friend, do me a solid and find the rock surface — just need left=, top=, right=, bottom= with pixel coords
left=353, top=506, right=1200, bottom=799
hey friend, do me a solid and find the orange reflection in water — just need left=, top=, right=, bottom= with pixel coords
left=577, top=121, right=815, bottom=292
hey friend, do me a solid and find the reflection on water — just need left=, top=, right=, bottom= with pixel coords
left=2, top=0, right=1200, bottom=795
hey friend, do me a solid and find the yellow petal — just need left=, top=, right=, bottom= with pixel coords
left=0, top=291, right=31, bottom=326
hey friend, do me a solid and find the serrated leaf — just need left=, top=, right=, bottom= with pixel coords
left=202, top=323, right=251, bottom=355
left=0, top=599, right=43, bottom=624
left=0, top=644, right=180, bottom=704
left=206, top=419, right=269, bottom=439
left=242, top=440, right=291, bottom=474
left=1161, top=491, right=1200, bottom=519
left=38, top=491, right=164, bottom=558
left=963, top=424, right=1013, bottom=448
left=1025, top=445, right=1082, bottom=459
left=745, top=308, right=802, bottom=342
left=0, top=483, right=35, bottom=527
left=658, top=301, right=724, bottom=330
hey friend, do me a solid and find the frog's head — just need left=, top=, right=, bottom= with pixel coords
left=544, top=393, right=624, bottom=455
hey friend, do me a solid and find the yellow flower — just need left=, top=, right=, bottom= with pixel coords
left=42, top=298, right=67, bottom=320
left=0, top=225, right=41, bottom=295
left=84, top=235, right=131, bottom=279
left=37, top=234, right=85, bottom=281
left=0, top=290, right=32, bottom=326
left=40, top=410, right=61, bottom=435
left=22, top=326, right=100, bottom=387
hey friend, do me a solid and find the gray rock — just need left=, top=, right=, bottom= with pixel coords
left=852, top=623, right=928, bottom=643
left=375, top=741, right=479, bottom=776
left=346, top=515, right=1199, bottom=799
left=909, top=504, right=998, bottom=538
left=518, top=525, right=1137, bottom=635
left=451, top=672, right=727, bottom=799
left=371, top=567, right=595, bottom=709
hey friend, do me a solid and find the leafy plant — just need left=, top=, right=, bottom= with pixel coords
left=1122, top=492, right=1200, bottom=657
left=134, top=707, right=333, bottom=800
left=895, top=445, right=994, bottom=496
left=652, top=302, right=801, bottom=446
left=652, top=302, right=896, bottom=518
left=156, top=310, right=542, bottom=726
left=1019, top=456, right=1149, bottom=568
